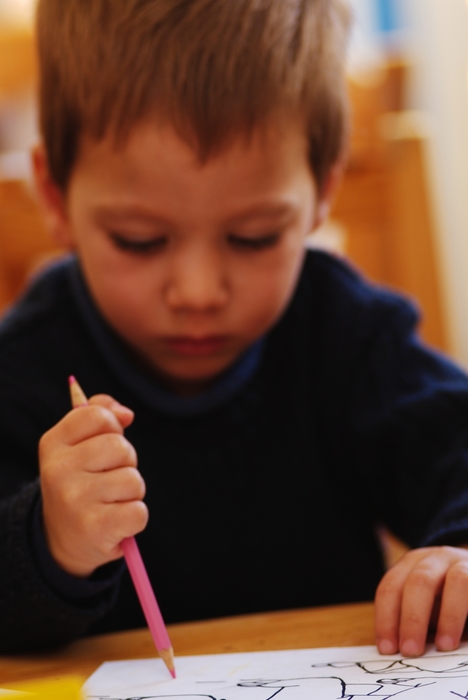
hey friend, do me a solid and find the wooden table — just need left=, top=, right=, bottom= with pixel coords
left=0, top=602, right=375, bottom=685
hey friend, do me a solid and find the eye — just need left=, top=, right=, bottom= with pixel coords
left=109, top=232, right=167, bottom=254
left=227, top=232, right=280, bottom=251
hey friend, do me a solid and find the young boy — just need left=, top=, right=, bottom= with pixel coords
left=1, top=0, right=468, bottom=659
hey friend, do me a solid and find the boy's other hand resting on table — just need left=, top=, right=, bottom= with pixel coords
left=39, top=394, right=148, bottom=578
left=375, top=546, right=468, bottom=657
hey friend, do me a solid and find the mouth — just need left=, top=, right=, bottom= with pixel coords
left=163, top=335, right=231, bottom=357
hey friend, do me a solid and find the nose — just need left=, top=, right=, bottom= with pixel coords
left=164, top=245, right=229, bottom=312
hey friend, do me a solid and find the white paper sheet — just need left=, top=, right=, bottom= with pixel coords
left=84, top=643, right=468, bottom=699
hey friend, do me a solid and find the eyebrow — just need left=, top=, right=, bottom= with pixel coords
left=93, top=200, right=298, bottom=226
left=93, top=205, right=169, bottom=225
left=226, top=202, right=299, bottom=225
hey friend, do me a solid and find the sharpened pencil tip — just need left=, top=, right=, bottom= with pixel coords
left=159, top=647, right=176, bottom=678
left=69, top=376, right=88, bottom=407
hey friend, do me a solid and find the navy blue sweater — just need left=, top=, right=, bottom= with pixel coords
left=1, top=250, right=468, bottom=652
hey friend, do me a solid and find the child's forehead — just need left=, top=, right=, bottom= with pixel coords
left=68, top=119, right=317, bottom=226
left=77, top=116, right=312, bottom=180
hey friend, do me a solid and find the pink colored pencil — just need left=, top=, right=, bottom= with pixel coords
left=68, top=376, right=176, bottom=678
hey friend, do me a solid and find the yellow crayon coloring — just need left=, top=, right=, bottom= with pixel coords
left=0, top=676, right=83, bottom=699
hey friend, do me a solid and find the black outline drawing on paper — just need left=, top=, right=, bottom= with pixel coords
left=235, top=674, right=436, bottom=698
left=87, top=653, right=468, bottom=700
left=311, top=655, right=468, bottom=675
left=87, top=695, right=224, bottom=700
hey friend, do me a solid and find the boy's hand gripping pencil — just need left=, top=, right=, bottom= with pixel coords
left=69, top=376, right=176, bottom=678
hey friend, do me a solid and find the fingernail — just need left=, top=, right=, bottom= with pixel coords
left=401, top=639, right=420, bottom=657
left=437, top=635, right=455, bottom=651
left=378, top=639, right=396, bottom=655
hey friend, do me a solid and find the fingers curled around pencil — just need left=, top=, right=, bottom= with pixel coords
left=47, top=405, right=126, bottom=450
left=74, top=501, right=149, bottom=563
left=97, top=466, right=146, bottom=503
left=75, top=432, right=138, bottom=473
left=106, top=500, right=149, bottom=543
left=88, top=394, right=135, bottom=428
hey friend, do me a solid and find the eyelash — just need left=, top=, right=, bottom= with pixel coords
left=109, top=232, right=167, bottom=254
left=227, top=233, right=280, bottom=250
left=109, top=231, right=281, bottom=254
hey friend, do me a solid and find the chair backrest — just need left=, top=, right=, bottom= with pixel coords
left=0, top=179, right=64, bottom=312
left=0, top=28, right=36, bottom=97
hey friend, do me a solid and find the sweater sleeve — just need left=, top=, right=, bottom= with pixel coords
left=348, top=293, right=468, bottom=549
left=0, top=374, right=125, bottom=652
left=0, top=268, right=128, bottom=650
left=0, top=478, right=123, bottom=652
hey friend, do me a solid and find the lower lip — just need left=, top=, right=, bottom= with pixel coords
left=164, top=336, right=230, bottom=356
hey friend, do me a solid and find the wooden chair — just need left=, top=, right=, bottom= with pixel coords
left=332, top=60, right=448, bottom=352
left=0, top=28, right=36, bottom=97
left=0, top=29, right=62, bottom=312
left=0, top=179, right=63, bottom=311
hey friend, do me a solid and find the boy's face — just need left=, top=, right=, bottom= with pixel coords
left=38, top=120, right=333, bottom=394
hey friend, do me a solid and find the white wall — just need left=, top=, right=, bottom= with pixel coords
left=347, top=0, right=385, bottom=72
left=401, top=0, right=468, bottom=366
left=347, top=0, right=468, bottom=366
left=0, top=0, right=35, bottom=26
left=0, top=0, right=37, bottom=156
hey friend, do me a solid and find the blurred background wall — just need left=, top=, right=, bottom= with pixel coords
left=346, top=0, right=468, bottom=369
left=1, top=0, right=468, bottom=367
left=403, top=0, right=468, bottom=370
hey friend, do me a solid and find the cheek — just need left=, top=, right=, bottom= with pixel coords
left=104, top=271, right=154, bottom=313
left=81, top=253, right=158, bottom=333
left=235, top=246, right=306, bottom=331
left=72, top=221, right=155, bottom=310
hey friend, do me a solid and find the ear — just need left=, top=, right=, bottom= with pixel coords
left=32, top=145, right=76, bottom=249
left=312, top=159, right=344, bottom=231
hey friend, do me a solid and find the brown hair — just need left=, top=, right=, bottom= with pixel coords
left=36, top=0, right=351, bottom=193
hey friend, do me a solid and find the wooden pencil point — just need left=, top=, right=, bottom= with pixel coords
left=159, top=647, right=176, bottom=678
left=69, top=376, right=88, bottom=408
